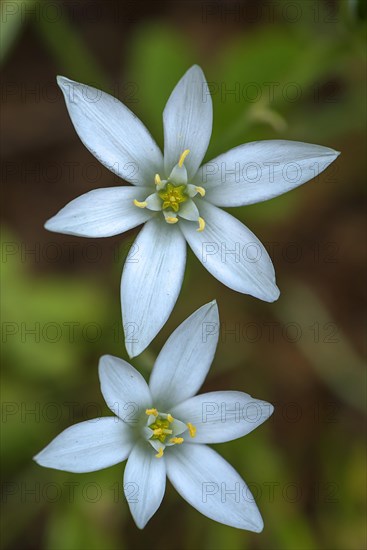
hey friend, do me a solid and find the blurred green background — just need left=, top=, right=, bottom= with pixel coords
left=1, top=0, right=366, bottom=549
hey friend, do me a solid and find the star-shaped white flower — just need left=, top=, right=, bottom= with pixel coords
left=46, top=65, right=339, bottom=357
left=34, top=301, right=273, bottom=531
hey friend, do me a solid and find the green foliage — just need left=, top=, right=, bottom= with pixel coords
left=0, top=0, right=36, bottom=64
left=1, top=228, right=110, bottom=379
left=2, top=3, right=366, bottom=549
left=127, top=22, right=196, bottom=147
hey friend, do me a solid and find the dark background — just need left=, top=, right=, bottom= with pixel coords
left=1, top=1, right=366, bottom=549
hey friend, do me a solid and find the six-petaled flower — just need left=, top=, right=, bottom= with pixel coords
left=44, top=65, right=339, bottom=357
left=34, top=302, right=273, bottom=531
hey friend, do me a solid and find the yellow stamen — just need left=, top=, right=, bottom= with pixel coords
left=178, top=149, right=190, bottom=168
left=187, top=422, right=197, bottom=438
left=155, top=447, right=164, bottom=458
left=195, top=186, right=206, bottom=197
left=166, top=414, right=174, bottom=423
left=153, top=428, right=172, bottom=436
left=133, top=199, right=147, bottom=209
left=155, top=173, right=162, bottom=186
left=197, top=217, right=205, bottom=232
left=146, top=408, right=158, bottom=417
left=165, top=217, right=178, bottom=224
left=169, top=437, right=184, bottom=445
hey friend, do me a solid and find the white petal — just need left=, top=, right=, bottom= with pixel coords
left=198, top=140, right=340, bottom=206
left=57, top=76, right=163, bottom=185
left=145, top=193, right=162, bottom=211
left=170, top=419, right=188, bottom=437
left=166, top=444, right=263, bottom=531
left=149, top=301, right=219, bottom=410
left=178, top=199, right=199, bottom=221
left=123, top=440, right=166, bottom=529
left=171, top=391, right=274, bottom=443
left=163, top=66, right=212, bottom=179
left=33, top=417, right=134, bottom=473
left=169, top=163, right=188, bottom=185
left=99, top=355, right=152, bottom=422
left=180, top=201, right=279, bottom=302
left=121, top=218, right=186, bottom=357
left=45, top=187, right=152, bottom=237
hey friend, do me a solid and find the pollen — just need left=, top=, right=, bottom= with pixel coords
left=166, top=414, right=174, bottom=423
left=197, top=217, right=206, bottom=232
left=178, top=149, right=190, bottom=168
left=133, top=199, right=147, bottom=208
left=195, top=186, right=206, bottom=197
left=155, top=447, right=164, bottom=458
left=165, top=216, right=179, bottom=224
left=169, top=437, right=184, bottom=445
left=187, top=422, right=197, bottom=438
left=155, top=173, right=162, bottom=186
left=146, top=408, right=158, bottom=417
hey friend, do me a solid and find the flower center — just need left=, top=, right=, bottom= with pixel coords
left=133, top=150, right=206, bottom=232
left=158, top=183, right=188, bottom=213
left=149, top=417, right=173, bottom=442
left=144, top=408, right=196, bottom=458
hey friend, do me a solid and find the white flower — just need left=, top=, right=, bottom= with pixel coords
left=45, top=65, right=339, bottom=357
left=34, top=301, right=273, bottom=531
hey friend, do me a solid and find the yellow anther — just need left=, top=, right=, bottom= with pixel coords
left=169, top=437, right=184, bottom=445
left=146, top=408, right=158, bottom=417
left=165, top=217, right=178, bottom=224
left=133, top=199, right=147, bottom=209
left=166, top=414, right=174, bottom=423
left=178, top=149, right=190, bottom=168
left=197, top=217, right=205, bottom=232
left=155, top=173, right=162, bottom=186
left=187, top=422, right=197, bottom=438
left=155, top=447, right=164, bottom=458
left=195, top=186, right=206, bottom=197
